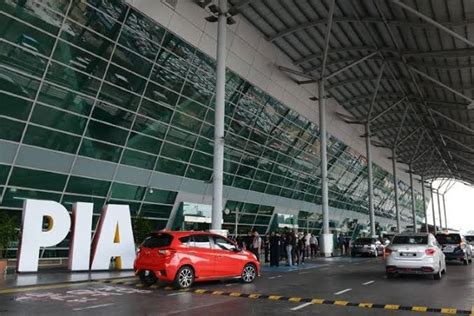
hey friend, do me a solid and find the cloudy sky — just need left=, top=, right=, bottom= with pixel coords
left=425, top=180, right=474, bottom=234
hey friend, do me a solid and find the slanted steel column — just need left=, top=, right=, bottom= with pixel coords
left=365, top=123, right=376, bottom=237
left=211, top=0, right=227, bottom=231
left=392, top=148, right=401, bottom=232
left=442, top=194, right=448, bottom=230
left=421, top=175, right=428, bottom=233
left=437, top=191, right=443, bottom=231
left=409, top=165, right=416, bottom=232
left=430, top=183, right=437, bottom=234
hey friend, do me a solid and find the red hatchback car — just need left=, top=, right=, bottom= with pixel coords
left=134, top=231, right=260, bottom=289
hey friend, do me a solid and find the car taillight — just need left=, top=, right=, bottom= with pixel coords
left=384, top=248, right=392, bottom=255
left=158, top=249, right=175, bottom=256
left=425, top=248, right=436, bottom=256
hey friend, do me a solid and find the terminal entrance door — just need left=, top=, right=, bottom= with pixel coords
left=182, top=202, right=212, bottom=231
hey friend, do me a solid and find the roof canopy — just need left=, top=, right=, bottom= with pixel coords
left=227, top=0, right=474, bottom=184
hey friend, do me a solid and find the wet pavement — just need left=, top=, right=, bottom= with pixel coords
left=1, top=257, right=473, bottom=315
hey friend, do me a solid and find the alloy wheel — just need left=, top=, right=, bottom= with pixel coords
left=178, top=267, right=194, bottom=288
left=242, top=264, right=256, bottom=283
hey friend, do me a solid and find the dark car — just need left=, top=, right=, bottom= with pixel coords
left=351, top=237, right=384, bottom=257
left=435, top=233, right=473, bottom=265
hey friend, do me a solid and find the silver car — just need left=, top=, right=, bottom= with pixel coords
left=385, top=233, right=446, bottom=280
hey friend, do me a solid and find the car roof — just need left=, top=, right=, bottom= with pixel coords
left=395, top=233, right=430, bottom=237
left=151, top=230, right=223, bottom=237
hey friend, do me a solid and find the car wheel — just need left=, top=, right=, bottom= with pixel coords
left=386, top=273, right=395, bottom=279
left=174, top=266, right=194, bottom=289
left=139, top=270, right=157, bottom=286
left=241, top=263, right=257, bottom=283
left=351, top=252, right=355, bottom=257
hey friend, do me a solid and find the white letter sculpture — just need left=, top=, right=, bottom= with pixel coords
left=68, top=202, right=94, bottom=271
left=18, top=199, right=71, bottom=272
left=90, top=204, right=135, bottom=270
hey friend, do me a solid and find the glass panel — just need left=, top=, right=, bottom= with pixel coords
left=23, top=125, right=81, bottom=153
left=9, top=167, right=67, bottom=192
left=66, top=176, right=111, bottom=196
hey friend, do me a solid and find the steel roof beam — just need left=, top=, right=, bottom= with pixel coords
left=398, top=126, right=423, bottom=149
left=370, top=97, right=407, bottom=123
left=429, top=108, right=474, bottom=134
left=294, top=46, right=374, bottom=65
left=277, top=65, right=319, bottom=81
left=367, top=63, right=386, bottom=121
left=268, top=16, right=474, bottom=42
left=325, top=51, right=379, bottom=80
left=393, top=104, right=410, bottom=149
left=410, top=67, right=474, bottom=109
left=390, top=0, right=474, bottom=47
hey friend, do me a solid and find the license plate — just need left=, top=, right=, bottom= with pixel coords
left=443, top=246, right=454, bottom=253
left=400, top=252, right=416, bottom=257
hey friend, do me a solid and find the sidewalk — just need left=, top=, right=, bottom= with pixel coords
left=0, top=270, right=135, bottom=289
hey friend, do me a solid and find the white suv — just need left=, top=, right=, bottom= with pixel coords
left=385, top=233, right=446, bottom=280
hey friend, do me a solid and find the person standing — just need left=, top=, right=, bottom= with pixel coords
left=285, top=231, right=293, bottom=266
left=338, top=233, right=345, bottom=256
left=297, top=233, right=305, bottom=264
left=305, top=232, right=311, bottom=259
left=264, top=233, right=270, bottom=263
left=251, top=230, right=262, bottom=262
left=310, top=233, right=317, bottom=258
left=269, top=232, right=280, bottom=267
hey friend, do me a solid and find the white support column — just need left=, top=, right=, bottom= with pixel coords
left=430, top=183, right=437, bottom=234
left=319, top=0, right=335, bottom=257
left=409, top=166, right=416, bottom=232
left=211, top=0, right=227, bottom=233
left=392, top=148, right=401, bottom=232
left=366, top=123, right=376, bottom=237
left=442, top=194, right=448, bottom=230
left=421, top=175, right=428, bottom=233
left=437, top=191, right=443, bottom=231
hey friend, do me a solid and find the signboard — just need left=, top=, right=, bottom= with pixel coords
left=17, top=199, right=136, bottom=273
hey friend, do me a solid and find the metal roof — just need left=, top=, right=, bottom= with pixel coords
left=226, top=0, right=474, bottom=185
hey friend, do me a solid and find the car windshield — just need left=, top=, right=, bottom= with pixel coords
left=465, top=236, right=474, bottom=243
left=142, top=233, right=173, bottom=248
left=392, top=235, right=428, bottom=245
left=355, top=238, right=374, bottom=244
left=435, top=234, right=461, bottom=244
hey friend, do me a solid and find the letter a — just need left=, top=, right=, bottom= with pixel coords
left=90, top=205, right=135, bottom=270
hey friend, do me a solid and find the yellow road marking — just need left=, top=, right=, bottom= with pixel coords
left=384, top=304, right=400, bottom=310
left=212, top=291, right=224, bottom=295
left=249, top=293, right=260, bottom=299
left=288, top=297, right=302, bottom=302
left=334, top=301, right=349, bottom=306
left=268, top=295, right=282, bottom=300
left=411, top=306, right=428, bottom=312
left=230, top=292, right=241, bottom=297
left=194, top=289, right=207, bottom=294
left=440, top=308, right=457, bottom=314
left=359, top=303, right=373, bottom=308
left=311, top=298, right=325, bottom=304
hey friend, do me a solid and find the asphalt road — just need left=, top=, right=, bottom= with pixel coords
left=1, top=256, right=473, bottom=315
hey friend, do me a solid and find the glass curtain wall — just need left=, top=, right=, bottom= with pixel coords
left=0, top=0, right=426, bottom=258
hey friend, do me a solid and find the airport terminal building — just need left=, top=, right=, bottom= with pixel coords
left=0, top=0, right=426, bottom=259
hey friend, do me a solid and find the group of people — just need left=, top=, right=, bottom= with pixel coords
left=234, top=229, right=320, bottom=267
